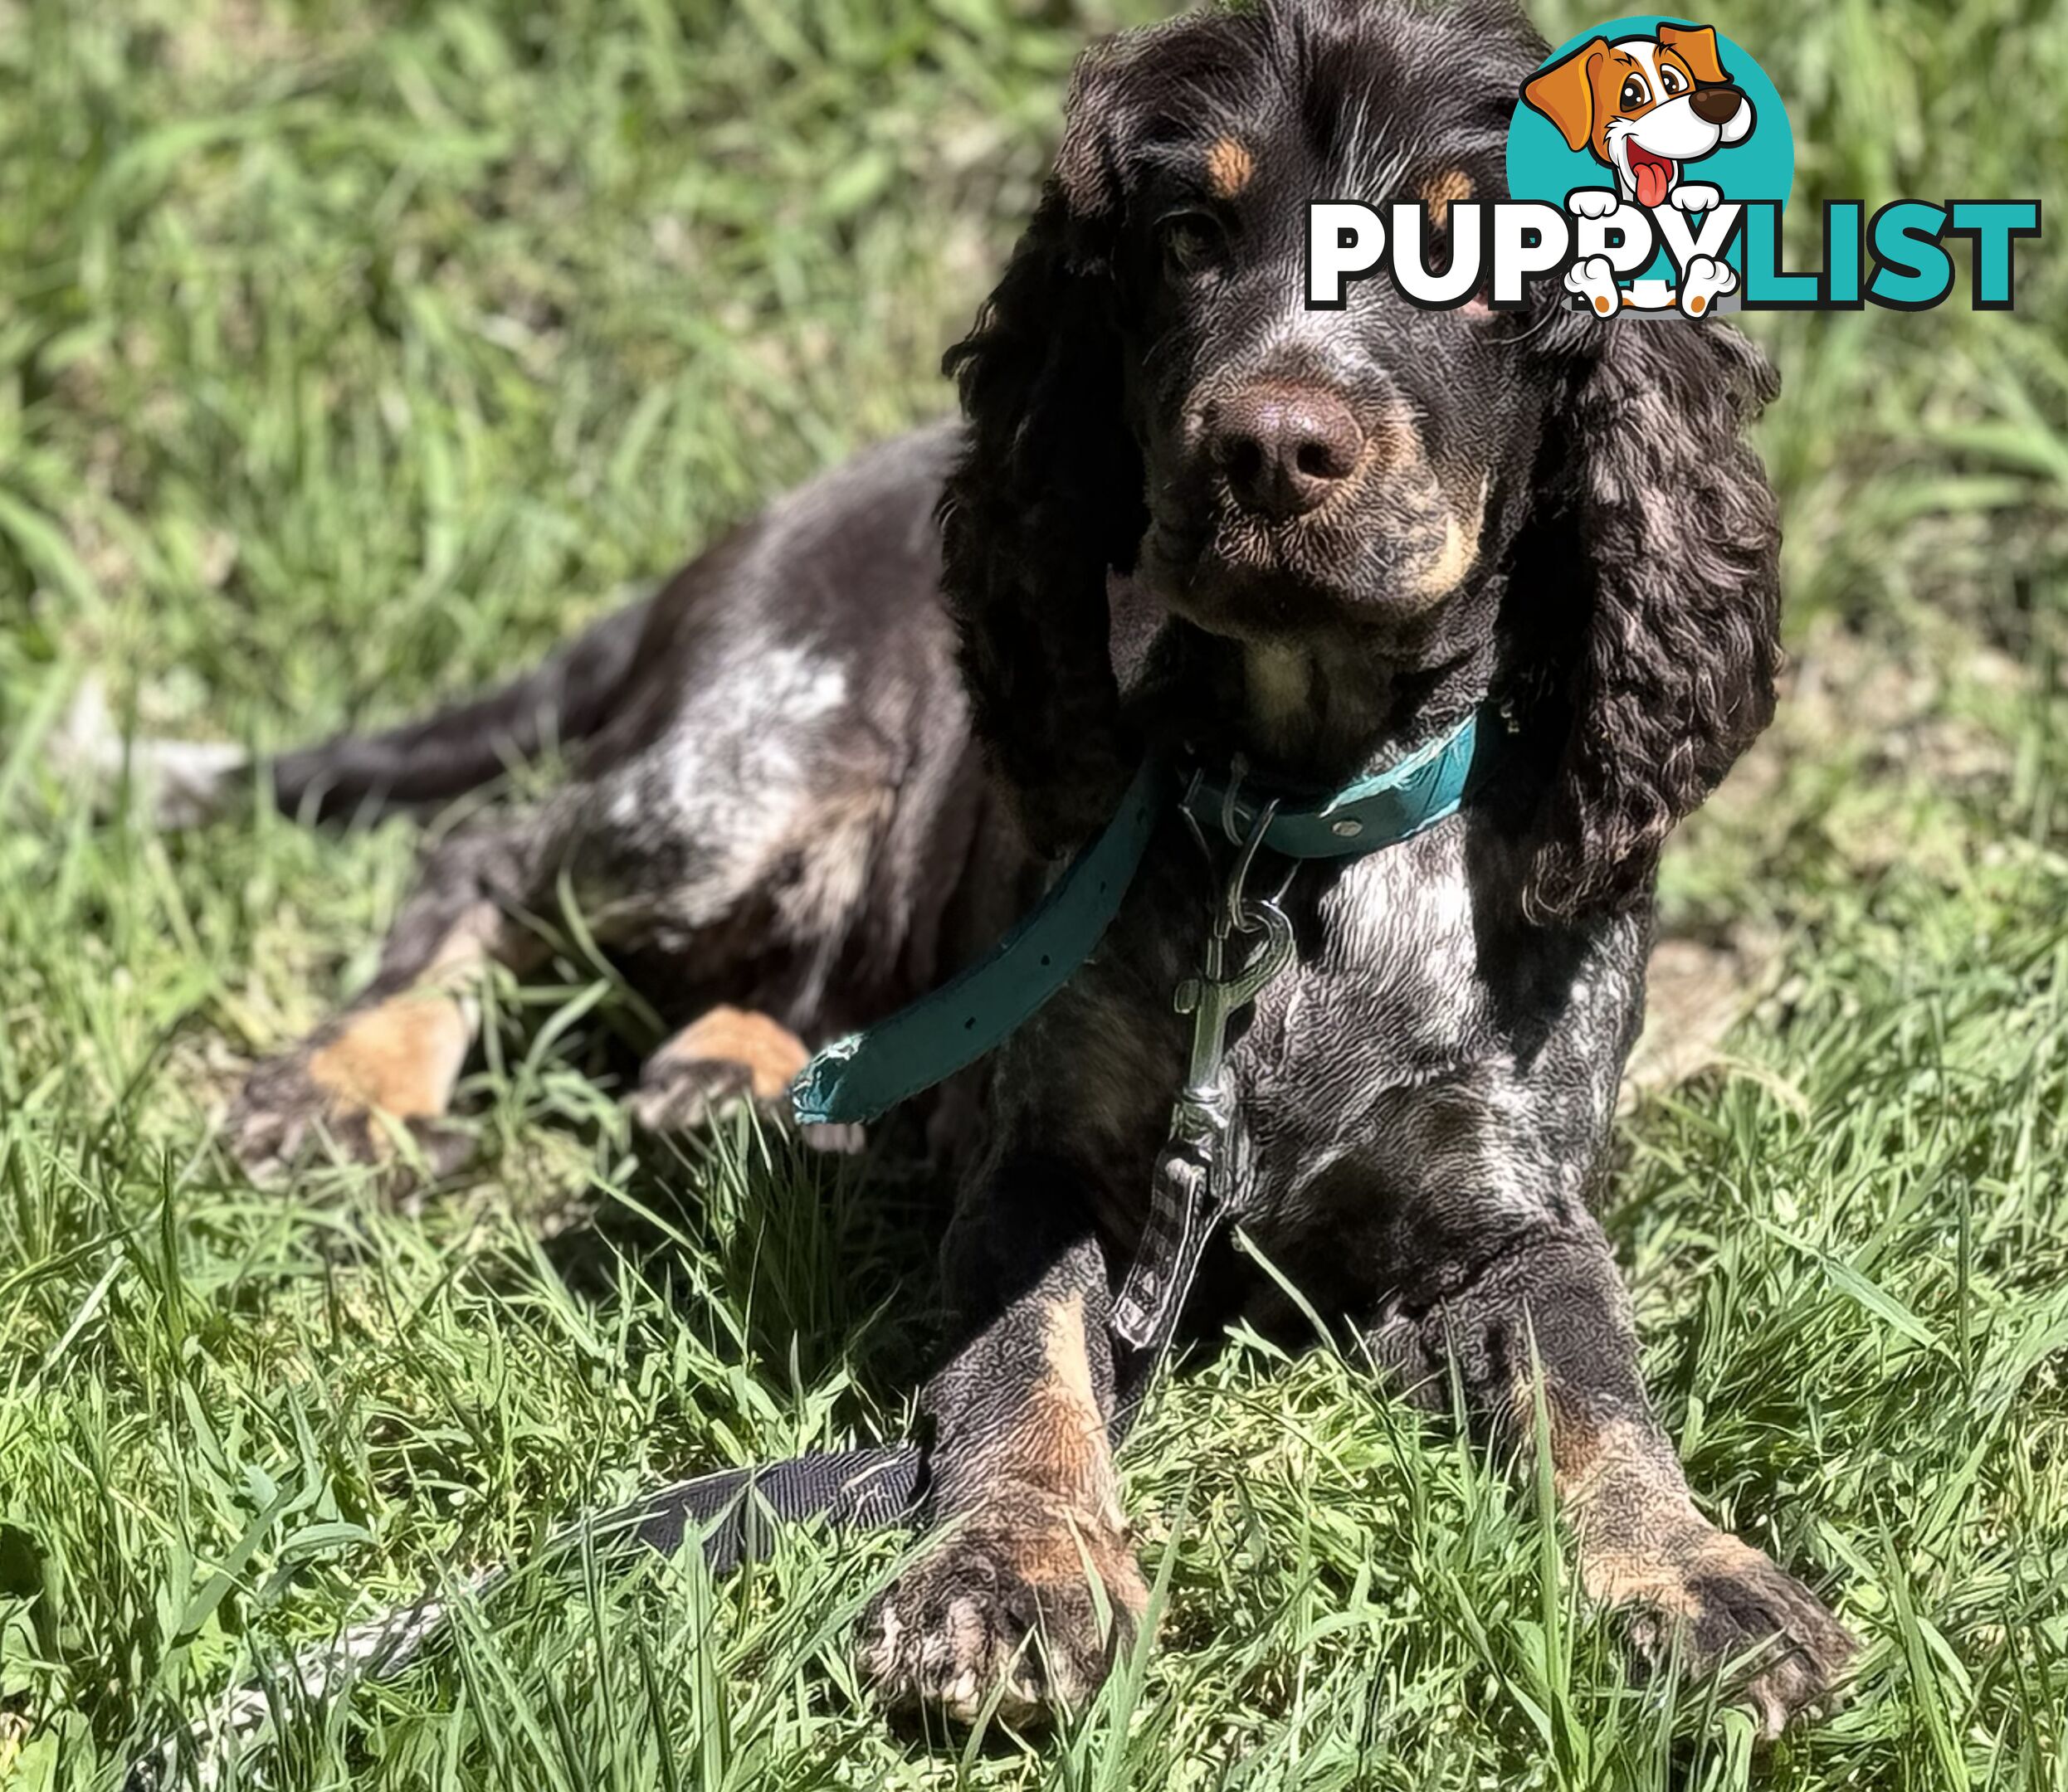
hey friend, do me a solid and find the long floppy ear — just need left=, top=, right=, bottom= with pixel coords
left=1656, top=22, right=1729, bottom=85
left=1523, top=319, right=1783, bottom=920
left=1521, top=40, right=1606, bottom=153
left=938, top=33, right=1175, bottom=856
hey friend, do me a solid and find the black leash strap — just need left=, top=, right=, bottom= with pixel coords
left=609, top=1444, right=924, bottom=1572
left=128, top=1446, right=929, bottom=1787
left=1114, top=1122, right=1219, bottom=1351
left=1116, top=773, right=1292, bottom=1352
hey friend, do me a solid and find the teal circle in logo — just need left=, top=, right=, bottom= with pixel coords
left=1507, top=17, right=1792, bottom=293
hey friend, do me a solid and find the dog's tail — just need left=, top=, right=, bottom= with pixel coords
left=55, top=592, right=654, bottom=829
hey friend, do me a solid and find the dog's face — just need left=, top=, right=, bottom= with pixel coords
left=1103, top=22, right=1568, bottom=656
left=1122, top=137, right=1547, bottom=654
left=1523, top=27, right=1754, bottom=207
left=943, top=0, right=1783, bottom=916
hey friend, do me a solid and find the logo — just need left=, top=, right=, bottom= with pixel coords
left=1513, top=19, right=1788, bottom=315
left=1304, top=18, right=2038, bottom=318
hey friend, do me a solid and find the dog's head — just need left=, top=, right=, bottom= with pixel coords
left=1523, top=25, right=1754, bottom=207
left=942, top=0, right=1781, bottom=921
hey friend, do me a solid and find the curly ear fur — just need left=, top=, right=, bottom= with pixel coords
left=1524, top=319, right=1783, bottom=920
left=938, top=27, right=1207, bottom=855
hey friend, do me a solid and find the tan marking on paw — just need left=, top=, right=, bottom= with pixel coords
left=1521, top=1390, right=1855, bottom=1727
left=961, top=1292, right=1133, bottom=1555
left=1511, top=1391, right=1706, bottom=1600
left=1419, top=168, right=1474, bottom=230
left=1575, top=1517, right=1709, bottom=1619
left=305, top=995, right=473, bottom=1119
left=1205, top=136, right=1253, bottom=198
left=1033, top=1293, right=1127, bottom=1533
left=1045, top=1293, right=1098, bottom=1414
left=1004, top=1507, right=1149, bottom=1617
left=856, top=1498, right=1145, bottom=1725
left=300, top=905, right=505, bottom=1119
left=649, top=1005, right=811, bottom=1102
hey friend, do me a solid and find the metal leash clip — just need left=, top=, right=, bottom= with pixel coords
left=1112, top=772, right=1297, bottom=1354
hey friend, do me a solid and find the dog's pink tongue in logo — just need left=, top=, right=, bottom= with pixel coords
left=1627, top=143, right=1675, bottom=207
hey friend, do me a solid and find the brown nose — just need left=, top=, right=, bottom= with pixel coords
left=1689, top=83, right=1743, bottom=124
left=1207, top=382, right=1365, bottom=519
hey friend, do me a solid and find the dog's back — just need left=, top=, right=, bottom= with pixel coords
left=559, top=422, right=1027, bottom=1036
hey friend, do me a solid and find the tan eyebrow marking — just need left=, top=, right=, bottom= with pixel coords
left=1419, top=168, right=1474, bottom=231
left=1205, top=136, right=1254, bottom=198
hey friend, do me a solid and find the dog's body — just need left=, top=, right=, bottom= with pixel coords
left=217, top=425, right=1034, bottom=1170
left=156, top=0, right=1855, bottom=1740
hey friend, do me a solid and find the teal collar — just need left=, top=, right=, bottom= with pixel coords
left=1178, top=704, right=1497, bottom=859
left=792, top=701, right=1502, bottom=1127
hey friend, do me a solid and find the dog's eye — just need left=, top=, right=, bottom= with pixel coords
left=1619, top=74, right=1650, bottom=109
left=1155, top=209, right=1226, bottom=279
left=1659, top=66, right=1685, bottom=95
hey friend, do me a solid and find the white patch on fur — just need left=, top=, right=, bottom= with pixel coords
left=1244, top=644, right=1315, bottom=752
left=563, top=621, right=877, bottom=971
left=641, top=639, right=850, bottom=841
left=49, top=674, right=247, bottom=827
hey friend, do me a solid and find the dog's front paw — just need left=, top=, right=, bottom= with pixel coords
left=224, top=1045, right=470, bottom=1184
left=1566, top=186, right=1622, bottom=219
left=627, top=1051, right=862, bottom=1154
left=855, top=1497, right=1148, bottom=1726
left=225, top=987, right=474, bottom=1183
left=631, top=1006, right=863, bottom=1153
left=1670, top=182, right=1722, bottom=212
left=1602, top=1525, right=1857, bottom=1738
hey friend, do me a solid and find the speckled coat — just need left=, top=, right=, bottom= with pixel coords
left=206, top=0, right=1856, bottom=1741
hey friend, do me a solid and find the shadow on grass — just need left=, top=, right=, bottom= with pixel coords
left=545, top=1096, right=955, bottom=1433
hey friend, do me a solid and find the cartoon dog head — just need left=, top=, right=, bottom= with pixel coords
left=1523, top=24, right=1753, bottom=208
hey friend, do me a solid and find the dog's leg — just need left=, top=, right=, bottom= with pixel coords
left=226, top=823, right=544, bottom=1180
left=628, top=1005, right=861, bottom=1153
left=227, top=732, right=889, bottom=1179
left=1372, top=1220, right=1856, bottom=1736
left=856, top=1174, right=1146, bottom=1725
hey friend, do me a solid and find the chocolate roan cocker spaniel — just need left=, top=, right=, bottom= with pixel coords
left=176, top=0, right=1856, bottom=1740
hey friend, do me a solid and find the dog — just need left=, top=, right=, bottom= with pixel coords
left=1523, top=22, right=1754, bottom=214
left=126, top=0, right=1854, bottom=1741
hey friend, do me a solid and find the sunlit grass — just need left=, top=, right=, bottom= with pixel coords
left=2, top=0, right=2065, bottom=1787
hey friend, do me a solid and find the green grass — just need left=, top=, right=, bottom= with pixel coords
left=2, top=0, right=2066, bottom=1786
